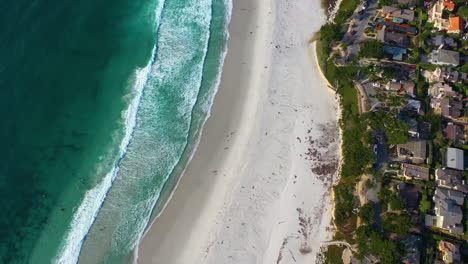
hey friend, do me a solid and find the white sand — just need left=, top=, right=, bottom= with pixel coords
left=137, top=0, right=341, bottom=263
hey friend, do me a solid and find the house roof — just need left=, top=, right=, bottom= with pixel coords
left=443, top=0, right=455, bottom=11
left=446, top=147, right=464, bottom=170
left=398, top=183, right=422, bottom=211
left=377, top=29, right=410, bottom=48
left=443, top=123, right=464, bottom=143
left=439, top=241, right=461, bottom=263
left=399, top=235, right=422, bottom=264
left=401, top=80, right=415, bottom=95
left=397, top=140, right=427, bottom=162
left=387, top=81, right=402, bottom=90
left=441, top=98, right=463, bottom=118
left=432, top=35, right=457, bottom=48
left=428, top=82, right=459, bottom=98
left=383, top=45, right=407, bottom=61
left=435, top=67, right=466, bottom=83
left=402, top=163, right=430, bottom=180
left=433, top=188, right=464, bottom=234
left=431, top=49, right=460, bottom=66
left=448, top=16, right=463, bottom=32
left=435, top=168, right=468, bottom=192
left=382, top=6, right=416, bottom=21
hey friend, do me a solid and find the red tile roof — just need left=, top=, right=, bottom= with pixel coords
left=448, top=16, right=463, bottom=32
left=443, top=0, right=455, bottom=11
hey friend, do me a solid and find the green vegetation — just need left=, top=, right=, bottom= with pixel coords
left=378, top=0, right=393, bottom=8
left=320, top=23, right=342, bottom=42
left=383, top=213, right=412, bottom=235
left=458, top=6, right=468, bottom=19
left=334, top=183, right=356, bottom=226
left=359, top=40, right=385, bottom=59
left=359, top=202, right=375, bottom=224
left=324, top=245, right=345, bottom=264
left=362, top=111, right=410, bottom=144
left=355, top=225, right=404, bottom=263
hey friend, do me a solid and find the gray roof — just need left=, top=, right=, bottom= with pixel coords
left=441, top=99, right=463, bottom=119
left=397, top=140, right=427, bottom=163
left=446, top=148, right=464, bottom=170
left=432, top=35, right=457, bottom=48
left=376, top=29, right=410, bottom=48
left=434, top=67, right=467, bottom=83
left=402, top=163, right=430, bottom=180
left=398, top=235, right=422, bottom=264
left=382, top=6, right=415, bottom=21
left=433, top=188, right=465, bottom=235
left=435, top=168, right=468, bottom=193
left=443, top=123, right=465, bottom=144
left=431, top=49, right=460, bottom=66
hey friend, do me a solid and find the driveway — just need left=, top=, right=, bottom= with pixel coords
left=342, top=0, right=379, bottom=59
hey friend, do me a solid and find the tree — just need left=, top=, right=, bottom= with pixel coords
left=320, top=23, right=341, bottom=42
left=359, top=40, right=385, bottom=59
left=383, top=213, right=412, bottom=236
left=458, top=6, right=468, bottom=19
left=359, top=202, right=376, bottom=224
left=362, top=111, right=410, bottom=144
left=389, top=195, right=406, bottom=211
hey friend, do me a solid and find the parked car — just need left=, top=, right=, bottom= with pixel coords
left=350, top=30, right=357, bottom=36
left=372, top=83, right=381, bottom=87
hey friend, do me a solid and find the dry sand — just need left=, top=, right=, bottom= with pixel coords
left=136, top=0, right=341, bottom=263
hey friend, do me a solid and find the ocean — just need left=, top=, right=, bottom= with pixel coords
left=0, top=0, right=231, bottom=263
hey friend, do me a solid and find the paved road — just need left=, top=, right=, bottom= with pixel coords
left=342, top=0, right=379, bottom=60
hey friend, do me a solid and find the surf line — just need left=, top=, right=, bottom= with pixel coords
left=54, top=1, right=168, bottom=264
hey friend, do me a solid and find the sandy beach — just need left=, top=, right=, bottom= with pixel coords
left=137, top=0, right=341, bottom=263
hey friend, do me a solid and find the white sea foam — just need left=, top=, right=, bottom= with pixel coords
left=53, top=1, right=169, bottom=262
left=54, top=46, right=156, bottom=264
left=133, top=0, right=232, bottom=262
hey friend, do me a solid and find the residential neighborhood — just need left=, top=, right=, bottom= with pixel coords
left=319, top=0, right=467, bottom=263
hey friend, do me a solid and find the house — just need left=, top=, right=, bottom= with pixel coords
left=429, top=0, right=451, bottom=30
left=425, top=188, right=465, bottom=235
left=386, top=80, right=415, bottom=96
left=435, top=167, right=468, bottom=193
left=428, top=82, right=460, bottom=99
left=430, top=49, right=460, bottom=66
left=438, top=241, right=461, bottom=264
left=443, top=0, right=455, bottom=11
left=431, top=35, right=457, bottom=49
left=398, top=116, right=430, bottom=139
left=445, top=147, right=464, bottom=170
left=401, top=81, right=415, bottom=96
left=441, top=98, right=463, bottom=119
left=406, top=99, right=424, bottom=115
left=401, top=163, right=430, bottom=181
left=382, top=6, right=416, bottom=22
left=383, top=45, right=407, bottom=61
left=427, top=67, right=467, bottom=83
left=397, top=140, right=427, bottom=164
left=376, top=29, right=410, bottom=48
left=380, top=20, right=418, bottom=35
left=399, top=235, right=422, bottom=264
left=398, top=183, right=423, bottom=212
left=447, top=16, right=464, bottom=34
left=443, top=123, right=465, bottom=144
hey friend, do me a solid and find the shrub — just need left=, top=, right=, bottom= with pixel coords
left=359, top=40, right=385, bottom=59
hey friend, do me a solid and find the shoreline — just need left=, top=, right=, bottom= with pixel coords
left=137, top=0, right=341, bottom=263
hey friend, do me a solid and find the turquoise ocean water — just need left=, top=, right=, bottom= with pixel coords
left=0, top=0, right=231, bottom=263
